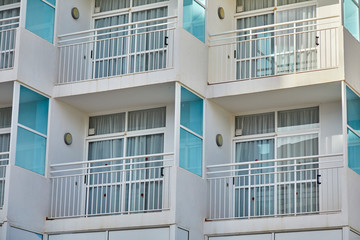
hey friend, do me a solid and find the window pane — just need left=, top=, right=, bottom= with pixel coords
left=235, top=112, right=275, bottom=136
left=0, top=0, right=20, bottom=6
left=277, top=134, right=318, bottom=158
left=347, top=86, right=360, bottom=134
left=183, top=0, right=205, bottom=42
left=0, top=134, right=10, bottom=159
left=133, top=0, right=167, bottom=7
left=128, top=107, right=166, bottom=131
left=94, top=0, right=130, bottom=12
left=89, top=112, right=126, bottom=136
left=236, top=0, right=274, bottom=12
left=18, top=86, right=49, bottom=135
left=25, top=0, right=55, bottom=43
left=277, top=0, right=311, bottom=6
left=278, top=107, right=319, bottom=132
left=88, top=139, right=124, bottom=160
left=235, top=139, right=274, bottom=163
left=180, top=128, right=202, bottom=176
left=344, top=0, right=360, bottom=41
left=348, top=128, right=360, bottom=175
left=0, top=107, right=11, bottom=129
left=180, top=87, right=203, bottom=136
left=15, top=127, right=46, bottom=175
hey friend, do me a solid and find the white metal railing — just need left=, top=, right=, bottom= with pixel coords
left=57, top=16, right=177, bottom=84
left=0, top=16, right=19, bottom=70
left=208, top=16, right=340, bottom=84
left=0, top=152, right=9, bottom=209
left=49, top=152, right=173, bottom=219
left=207, top=153, right=343, bottom=221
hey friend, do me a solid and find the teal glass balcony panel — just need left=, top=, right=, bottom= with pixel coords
left=180, top=87, right=203, bottom=136
left=344, top=0, right=360, bottom=41
left=15, top=127, right=46, bottom=175
left=179, top=128, right=202, bottom=176
left=18, top=86, right=49, bottom=135
left=183, top=0, right=205, bottom=42
left=348, top=128, right=360, bottom=175
left=347, top=86, right=360, bottom=134
left=25, top=0, right=55, bottom=43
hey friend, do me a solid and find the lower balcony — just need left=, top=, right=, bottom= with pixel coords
left=206, top=153, right=343, bottom=221
left=49, top=152, right=173, bottom=219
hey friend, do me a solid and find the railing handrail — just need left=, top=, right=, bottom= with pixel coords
left=50, top=152, right=174, bottom=169
left=58, top=23, right=176, bottom=47
left=0, top=152, right=10, bottom=157
left=206, top=153, right=343, bottom=171
left=0, top=16, right=20, bottom=24
left=50, top=158, right=173, bottom=175
left=209, top=24, right=338, bottom=48
left=58, top=15, right=178, bottom=39
left=209, top=15, right=340, bottom=40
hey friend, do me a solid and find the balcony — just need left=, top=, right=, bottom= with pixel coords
left=0, top=152, right=8, bottom=209
left=206, top=153, right=343, bottom=221
left=57, top=16, right=177, bottom=84
left=49, top=152, right=173, bottom=219
left=208, top=16, right=340, bottom=84
left=0, top=16, right=19, bottom=71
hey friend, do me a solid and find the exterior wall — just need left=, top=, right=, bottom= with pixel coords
left=344, top=30, right=360, bottom=93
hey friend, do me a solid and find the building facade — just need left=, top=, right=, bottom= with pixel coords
left=0, top=0, right=359, bottom=239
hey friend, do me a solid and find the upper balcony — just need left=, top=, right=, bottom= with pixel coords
left=57, top=16, right=177, bottom=85
left=0, top=16, right=19, bottom=71
left=208, top=16, right=341, bottom=85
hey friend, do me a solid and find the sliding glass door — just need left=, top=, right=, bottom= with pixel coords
left=236, top=2, right=316, bottom=79
left=234, top=107, right=320, bottom=217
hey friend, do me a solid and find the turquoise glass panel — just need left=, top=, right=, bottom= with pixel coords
left=179, top=128, right=202, bottom=176
left=344, top=0, right=360, bottom=41
left=183, top=0, right=205, bottom=42
left=15, top=127, right=46, bottom=175
left=180, top=87, right=203, bottom=136
left=18, top=86, right=49, bottom=135
left=348, top=128, right=360, bottom=175
left=25, top=0, right=55, bottom=43
left=347, top=86, right=360, bottom=134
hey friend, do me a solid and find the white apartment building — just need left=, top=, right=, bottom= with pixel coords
left=0, top=0, right=359, bottom=239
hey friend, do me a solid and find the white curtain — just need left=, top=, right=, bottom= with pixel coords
left=87, top=139, right=124, bottom=214
left=278, top=107, right=319, bottom=132
left=130, top=7, right=168, bottom=73
left=0, top=107, right=11, bottom=129
left=128, top=107, right=166, bottom=131
left=235, top=139, right=275, bottom=217
left=126, top=134, right=164, bottom=212
left=236, top=0, right=275, bottom=12
left=133, top=0, right=166, bottom=7
left=94, top=0, right=130, bottom=12
left=277, top=0, right=311, bottom=6
left=235, top=112, right=275, bottom=136
left=89, top=112, right=126, bottom=135
left=276, top=6, right=316, bottom=73
left=94, top=14, right=129, bottom=78
left=237, top=13, right=274, bottom=79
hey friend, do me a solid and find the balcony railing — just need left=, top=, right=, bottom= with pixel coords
left=208, top=16, right=340, bottom=84
left=0, top=16, right=19, bottom=71
left=49, top=152, right=173, bottom=219
left=57, top=16, right=177, bottom=84
left=0, top=152, right=9, bottom=209
left=206, top=153, right=343, bottom=221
